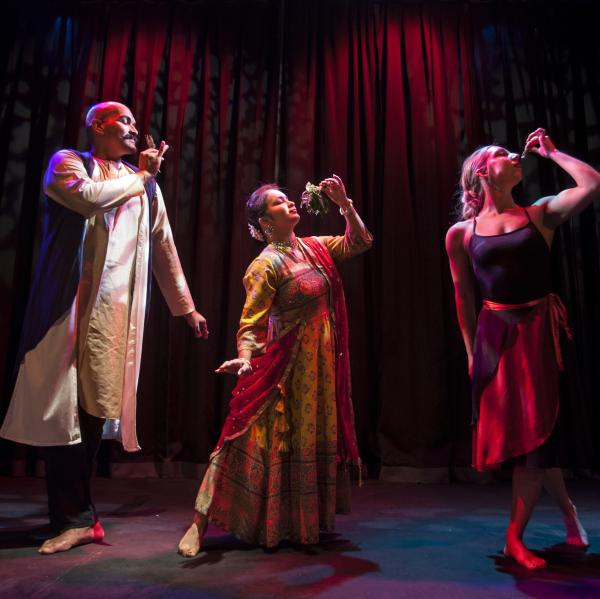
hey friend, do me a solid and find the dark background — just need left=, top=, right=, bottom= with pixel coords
left=1, top=0, right=599, bottom=479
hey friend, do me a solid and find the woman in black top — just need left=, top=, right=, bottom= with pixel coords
left=446, top=128, right=600, bottom=569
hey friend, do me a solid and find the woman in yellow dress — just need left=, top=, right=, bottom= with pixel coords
left=178, top=175, right=372, bottom=555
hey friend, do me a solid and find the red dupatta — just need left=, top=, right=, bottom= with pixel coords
left=303, top=236, right=360, bottom=466
left=210, top=324, right=299, bottom=458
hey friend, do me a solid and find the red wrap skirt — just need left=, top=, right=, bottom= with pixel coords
left=471, top=294, right=571, bottom=471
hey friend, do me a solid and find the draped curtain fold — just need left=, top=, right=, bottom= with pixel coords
left=1, top=0, right=598, bottom=478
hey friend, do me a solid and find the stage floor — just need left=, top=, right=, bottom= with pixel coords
left=1, top=476, right=599, bottom=598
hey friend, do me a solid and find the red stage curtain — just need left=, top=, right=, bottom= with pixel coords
left=0, top=0, right=599, bottom=479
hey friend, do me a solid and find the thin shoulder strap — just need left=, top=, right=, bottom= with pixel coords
left=472, top=215, right=478, bottom=234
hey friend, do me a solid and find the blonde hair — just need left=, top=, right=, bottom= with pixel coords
left=458, top=145, right=495, bottom=220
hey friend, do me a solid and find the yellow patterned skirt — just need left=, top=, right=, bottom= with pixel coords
left=195, top=317, right=350, bottom=547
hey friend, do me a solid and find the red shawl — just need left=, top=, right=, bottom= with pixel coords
left=303, top=237, right=360, bottom=466
left=211, top=236, right=360, bottom=467
left=210, top=325, right=299, bottom=458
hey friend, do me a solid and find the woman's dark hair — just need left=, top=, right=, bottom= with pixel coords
left=246, top=183, right=280, bottom=240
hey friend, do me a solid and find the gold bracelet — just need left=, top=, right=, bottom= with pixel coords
left=339, top=199, right=354, bottom=216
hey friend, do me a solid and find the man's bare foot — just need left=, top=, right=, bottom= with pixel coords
left=177, top=517, right=207, bottom=557
left=564, top=504, right=589, bottom=547
left=503, top=540, right=546, bottom=570
left=38, top=521, right=104, bottom=555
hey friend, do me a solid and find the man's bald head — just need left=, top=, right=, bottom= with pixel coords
left=85, top=102, right=130, bottom=129
left=84, top=102, right=139, bottom=160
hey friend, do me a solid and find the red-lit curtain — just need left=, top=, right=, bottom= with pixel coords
left=1, top=0, right=599, bottom=479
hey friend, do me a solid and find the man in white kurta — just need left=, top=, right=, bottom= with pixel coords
left=0, top=102, right=208, bottom=554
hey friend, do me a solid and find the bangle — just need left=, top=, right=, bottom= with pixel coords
left=339, top=199, right=354, bottom=216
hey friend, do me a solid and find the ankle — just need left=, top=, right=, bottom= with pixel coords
left=193, top=512, right=208, bottom=530
left=506, top=537, right=524, bottom=548
left=194, top=512, right=208, bottom=537
left=506, top=526, right=522, bottom=545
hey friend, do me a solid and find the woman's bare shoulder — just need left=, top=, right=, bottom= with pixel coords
left=446, top=219, right=472, bottom=253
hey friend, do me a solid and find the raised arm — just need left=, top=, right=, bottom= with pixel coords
left=43, top=150, right=153, bottom=217
left=445, top=222, right=478, bottom=376
left=316, top=174, right=373, bottom=260
left=525, top=128, right=600, bottom=228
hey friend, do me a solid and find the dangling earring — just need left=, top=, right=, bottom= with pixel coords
left=262, top=222, right=274, bottom=240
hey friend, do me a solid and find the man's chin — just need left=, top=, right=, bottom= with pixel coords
left=122, top=140, right=138, bottom=154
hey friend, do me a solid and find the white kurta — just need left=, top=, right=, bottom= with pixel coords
left=0, top=150, right=195, bottom=451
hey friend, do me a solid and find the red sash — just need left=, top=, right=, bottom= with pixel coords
left=482, top=293, right=572, bottom=370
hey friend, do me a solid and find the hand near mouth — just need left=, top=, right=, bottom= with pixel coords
left=319, top=174, right=351, bottom=211
left=523, top=128, right=556, bottom=159
left=139, top=138, right=169, bottom=176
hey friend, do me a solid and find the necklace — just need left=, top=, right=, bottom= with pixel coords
left=269, top=238, right=299, bottom=251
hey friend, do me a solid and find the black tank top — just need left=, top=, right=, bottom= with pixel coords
left=469, top=208, right=552, bottom=304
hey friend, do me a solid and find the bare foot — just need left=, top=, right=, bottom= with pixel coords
left=39, top=521, right=104, bottom=555
left=178, top=518, right=207, bottom=557
left=504, top=540, right=547, bottom=570
left=564, top=504, right=589, bottom=548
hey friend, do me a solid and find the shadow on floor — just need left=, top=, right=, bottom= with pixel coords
left=492, top=545, right=600, bottom=599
